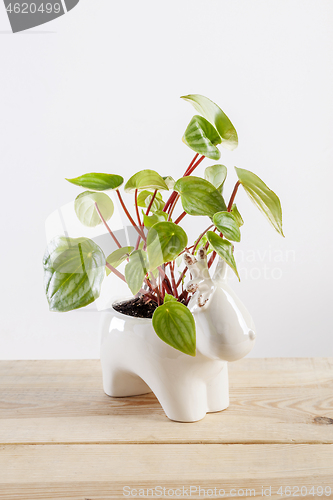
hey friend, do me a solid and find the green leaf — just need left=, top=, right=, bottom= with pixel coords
left=148, top=195, right=165, bottom=213
left=146, top=222, right=188, bottom=270
left=206, top=231, right=240, bottom=280
left=74, top=191, right=114, bottom=227
left=150, top=267, right=159, bottom=280
left=175, top=254, right=184, bottom=268
left=182, top=115, right=221, bottom=160
left=142, top=210, right=168, bottom=229
left=152, top=301, right=196, bottom=356
left=204, top=164, right=227, bottom=193
left=193, top=234, right=213, bottom=255
left=213, top=211, right=241, bottom=242
left=174, top=176, right=227, bottom=217
left=181, top=94, right=238, bottom=151
left=231, top=204, right=244, bottom=227
left=235, top=167, right=284, bottom=236
left=43, top=236, right=106, bottom=312
left=137, top=190, right=165, bottom=213
left=125, top=250, right=149, bottom=295
left=137, top=190, right=152, bottom=207
left=66, top=173, right=123, bottom=191
left=163, top=176, right=176, bottom=190
left=106, top=246, right=133, bottom=276
left=164, top=293, right=177, bottom=303
left=124, top=170, right=169, bottom=193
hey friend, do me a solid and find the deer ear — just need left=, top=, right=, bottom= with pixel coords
left=183, top=252, right=197, bottom=268
left=197, top=247, right=207, bottom=262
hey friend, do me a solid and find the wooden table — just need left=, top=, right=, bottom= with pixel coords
left=0, top=358, right=332, bottom=499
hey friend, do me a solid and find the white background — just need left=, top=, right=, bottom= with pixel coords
left=0, top=0, right=332, bottom=359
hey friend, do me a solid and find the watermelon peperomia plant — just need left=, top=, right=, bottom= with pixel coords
left=43, top=94, right=284, bottom=357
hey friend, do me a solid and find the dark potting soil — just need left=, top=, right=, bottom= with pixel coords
left=112, top=295, right=158, bottom=319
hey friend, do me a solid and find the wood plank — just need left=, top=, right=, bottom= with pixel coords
left=0, top=444, right=332, bottom=499
left=1, top=358, right=332, bottom=388
left=0, top=359, right=332, bottom=445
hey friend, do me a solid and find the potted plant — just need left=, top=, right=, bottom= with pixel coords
left=43, top=94, right=284, bottom=422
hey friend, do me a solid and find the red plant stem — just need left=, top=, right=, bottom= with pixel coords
left=168, top=194, right=180, bottom=221
left=105, top=263, right=126, bottom=282
left=174, top=211, right=186, bottom=225
left=157, top=266, right=173, bottom=295
left=163, top=191, right=177, bottom=213
left=169, top=262, right=178, bottom=298
left=164, top=276, right=173, bottom=295
left=161, top=280, right=170, bottom=297
left=135, top=189, right=158, bottom=251
left=178, top=289, right=188, bottom=304
left=176, top=267, right=187, bottom=288
left=163, top=154, right=200, bottom=213
left=192, top=224, right=214, bottom=255
left=184, top=153, right=199, bottom=176
left=144, top=278, right=154, bottom=291
left=94, top=203, right=122, bottom=249
left=164, top=192, right=177, bottom=213
left=149, top=271, right=162, bottom=304
left=138, top=288, right=158, bottom=303
left=177, top=245, right=194, bottom=257
left=145, top=190, right=157, bottom=215
left=134, top=189, right=142, bottom=227
left=164, top=155, right=205, bottom=215
left=227, top=181, right=241, bottom=212
left=116, top=190, right=146, bottom=240
left=208, top=251, right=217, bottom=269
left=165, top=155, right=206, bottom=219
left=184, top=154, right=205, bottom=176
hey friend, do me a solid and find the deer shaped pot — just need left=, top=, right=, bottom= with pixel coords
left=100, top=249, right=256, bottom=422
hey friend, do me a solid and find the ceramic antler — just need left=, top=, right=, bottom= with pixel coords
left=184, top=247, right=214, bottom=308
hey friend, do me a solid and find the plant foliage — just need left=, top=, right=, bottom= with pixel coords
left=43, top=94, right=284, bottom=356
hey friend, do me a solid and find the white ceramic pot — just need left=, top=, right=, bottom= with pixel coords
left=100, top=258, right=256, bottom=422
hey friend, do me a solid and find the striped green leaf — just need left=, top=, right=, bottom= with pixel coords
left=182, top=115, right=221, bottom=160
left=231, top=204, right=244, bottom=227
left=124, top=170, right=169, bottom=193
left=213, top=211, right=241, bottom=242
left=146, top=222, right=188, bottom=270
left=106, top=246, right=133, bottom=276
left=137, top=190, right=165, bottom=212
left=181, top=94, right=238, bottom=151
left=74, top=191, right=114, bottom=227
left=204, top=164, right=227, bottom=193
left=235, top=167, right=284, bottom=236
left=174, top=176, right=227, bottom=217
left=125, top=250, right=149, bottom=295
left=207, top=231, right=240, bottom=280
left=66, top=173, right=123, bottom=191
left=152, top=301, right=196, bottom=356
left=43, top=236, right=106, bottom=312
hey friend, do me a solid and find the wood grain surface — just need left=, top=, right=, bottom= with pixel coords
left=0, top=359, right=332, bottom=498
left=0, top=358, right=332, bottom=445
